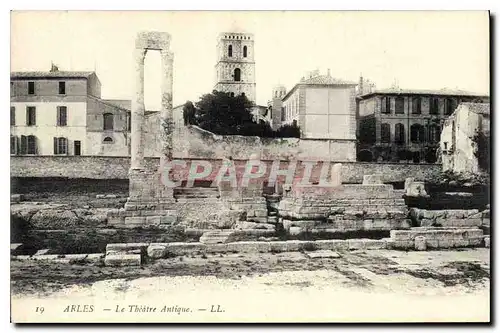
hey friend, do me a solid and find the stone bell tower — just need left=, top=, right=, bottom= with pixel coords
left=214, top=32, right=256, bottom=102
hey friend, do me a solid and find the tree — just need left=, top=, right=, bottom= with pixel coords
left=182, top=101, right=196, bottom=126
left=195, top=90, right=256, bottom=135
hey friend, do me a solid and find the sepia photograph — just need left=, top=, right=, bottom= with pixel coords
left=9, top=10, right=490, bottom=323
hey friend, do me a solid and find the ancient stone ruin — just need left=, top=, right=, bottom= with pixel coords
left=102, top=31, right=489, bottom=266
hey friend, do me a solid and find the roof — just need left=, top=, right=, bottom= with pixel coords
left=358, top=87, right=489, bottom=99
left=460, top=102, right=490, bottom=116
left=301, top=74, right=357, bottom=86
left=11, top=71, right=96, bottom=80
left=282, top=74, right=357, bottom=101
left=103, top=99, right=131, bottom=110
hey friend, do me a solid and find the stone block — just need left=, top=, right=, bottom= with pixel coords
left=200, top=230, right=238, bottom=244
left=160, top=215, right=177, bottom=225
left=145, top=216, right=162, bottom=226
left=348, top=239, right=366, bottom=250
left=34, top=249, right=51, bottom=256
left=285, top=240, right=303, bottom=252
left=306, top=250, right=341, bottom=259
left=254, top=209, right=268, bottom=217
left=425, top=239, right=439, bottom=248
left=363, top=219, right=374, bottom=230
left=363, top=175, right=382, bottom=185
left=96, top=194, right=106, bottom=199
left=106, top=243, right=148, bottom=253
left=269, top=241, right=288, bottom=253
left=364, top=239, right=387, bottom=250
left=420, top=218, right=435, bottom=227
left=467, top=237, right=483, bottom=247
left=247, top=217, right=268, bottom=223
left=387, top=210, right=407, bottom=219
left=393, top=240, right=413, bottom=249
left=147, top=244, right=167, bottom=259
left=289, top=226, right=302, bottom=236
left=372, top=219, right=390, bottom=230
left=414, top=236, right=427, bottom=251
left=405, top=181, right=428, bottom=197
left=390, top=230, right=411, bottom=241
left=10, top=194, right=24, bottom=203
left=453, top=239, right=469, bottom=248
left=484, top=236, right=490, bottom=248
left=438, top=238, right=454, bottom=249
left=124, top=216, right=146, bottom=225
left=104, top=253, right=141, bottom=267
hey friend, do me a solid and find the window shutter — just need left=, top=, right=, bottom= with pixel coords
left=56, top=106, right=60, bottom=126
left=32, top=108, right=36, bottom=125
left=20, top=135, right=27, bottom=154
left=54, top=137, right=58, bottom=155
left=34, top=136, right=38, bottom=155
left=26, top=108, right=29, bottom=126
left=65, top=138, right=69, bottom=155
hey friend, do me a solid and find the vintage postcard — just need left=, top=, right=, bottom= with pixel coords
left=10, top=10, right=490, bottom=323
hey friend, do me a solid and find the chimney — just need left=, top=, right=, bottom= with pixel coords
left=359, top=74, right=364, bottom=94
left=327, top=68, right=331, bottom=77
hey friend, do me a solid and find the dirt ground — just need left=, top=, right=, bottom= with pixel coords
left=10, top=248, right=490, bottom=322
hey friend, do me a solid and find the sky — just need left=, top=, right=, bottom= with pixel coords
left=11, top=11, right=489, bottom=110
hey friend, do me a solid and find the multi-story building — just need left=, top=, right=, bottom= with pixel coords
left=356, top=88, right=489, bottom=163
left=10, top=69, right=131, bottom=156
left=214, top=32, right=256, bottom=102
left=277, top=69, right=358, bottom=141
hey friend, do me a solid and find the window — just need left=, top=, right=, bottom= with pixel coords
left=228, top=45, right=233, bottom=57
left=10, top=106, right=15, bottom=126
left=10, top=136, right=17, bottom=155
left=430, top=98, right=439, bottom=115
left=103, top=137, right=113, bottom=143
left=57, top=106, right=67, bottom=126
left=53, top=137, right=68, bottom=155
left=445, top=98, right=456, bottom=115
left=395, top=123, right=405, bottom=144
left=26, top=106, right=36, bottom=126
left=381, top=123, right=391, bottom=143
left=230, top=92, right=235, bottom=97
left=127, top=112, right=131, bottom=131
left=412, top=97, right=421, bottom=114
left=395, top=97, right=404, bottom=114
left=59, top=81, right=66, bottom=94
left=28, top=81, right=35, bottom=95
left=234, top=68, right=241, bottom=82
left=411, top=124, right=425, bottom=143
left=20, top=135, right=37, bottom=154
left=103, top=113, right=114, bottom=130
left=243, top=46, right=248, bottom=57
left=381, top=97, right=391, bottom=114
left=281, top=107, right=285, bottom=121
left=429, top=125, right=441, bottom=143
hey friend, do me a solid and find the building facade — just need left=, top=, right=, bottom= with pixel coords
left=214, top=32, right=256, bottom=102
left=441, top=102, right=490, bottom=174
left=279, top=70, right=357, bottom=141
left=356, top=89, right=489, bottom=163
left=10, top=70, right=131, bottom=156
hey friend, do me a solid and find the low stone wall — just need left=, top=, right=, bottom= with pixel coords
left=11, top=156, right=441, bottom=184
left=390, top=227, right=485, bottom=250
left=174, top=125, right=356, bottom=161
left=409, top=208, right=488, bottom=228
left=279, top=184, right=410, bottom=233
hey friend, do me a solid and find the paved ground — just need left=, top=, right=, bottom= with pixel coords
left=11, top=248, right=490, bottom=323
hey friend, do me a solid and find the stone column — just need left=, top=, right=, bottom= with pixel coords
left=131, top=48, right=147, bottom=169
left=161, top=50, right=174, bottom=160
